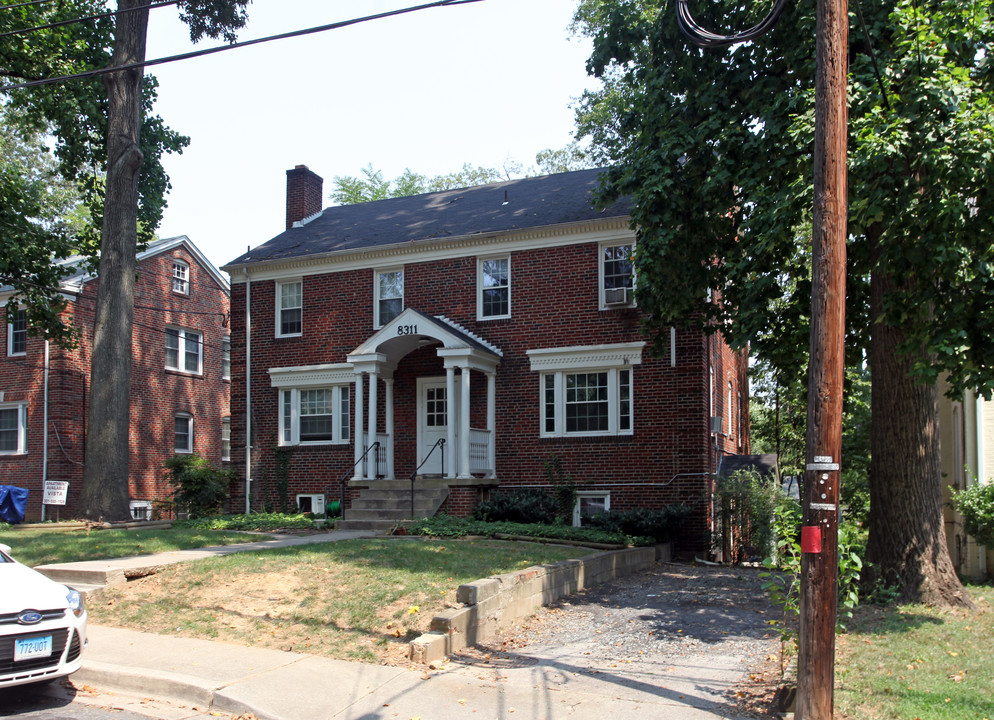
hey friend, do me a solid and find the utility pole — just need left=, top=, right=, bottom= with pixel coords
left=797, top=0, right=848, bottom=716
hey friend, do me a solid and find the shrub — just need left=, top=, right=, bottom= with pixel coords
left=584, top=505, right=691, bottom=544
left=952, top=481, right=994, bottom=548
left=164, top=454, right=233, bottom=518
left=472, top=489, right=559, bottom=525
left=175, top=512, right=316, bottom=532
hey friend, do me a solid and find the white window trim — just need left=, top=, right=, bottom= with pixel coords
left=174, top=413, right=193, bottom=454
left=477, top=255, right=511, bottom=320
left=222, top=336, right=231, bottom=381
left=573, top=491, right=611, bottom=527
left=0, top=403, right=27, bottom=455
left=172, top=259, right=190, bottom=295
left=599, top=241, right=636, bottom=310
left=275, top=279, right=303, bottom=338
left=221, top=416, right=231, bottom=461
left=165, top=327, right=203, bottom=375
left=374, top=268, right=404, bottom=328
left=296, top=493, right=326, bottom=514
left=278, top=385, right=351, bottom=447
left=528, top=343, right=644, bottom=438
left=7, top=307, right=26, bottom=357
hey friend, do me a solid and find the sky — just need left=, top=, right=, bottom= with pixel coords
left=144, top=0, right=599, bottom=274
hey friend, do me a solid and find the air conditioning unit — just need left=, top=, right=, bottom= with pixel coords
left=710, top=416, right=724, bottom=434
left=296, top=494, right=326, bottom=515
left=604, top=287, right=630, bottom=306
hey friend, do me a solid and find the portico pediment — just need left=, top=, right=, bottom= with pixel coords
left=348, top=308, right=501, bottom=370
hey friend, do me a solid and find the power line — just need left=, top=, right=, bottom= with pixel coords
left=0, top=0, right=55, bottom=11
left=0, top=1, right=180, bottom=41
left=676, top=0, right=790, bottom=48
left=1, top=0, right=485, bottom=92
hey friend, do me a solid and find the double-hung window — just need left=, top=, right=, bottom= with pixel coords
left=172, top=260, right=190, bottom=295
left=600, top=242, right=635, bottom=308
left=7, top=308, right=27, bottom=356
left=222, top=336, right=231, bottom=380
left=279, top=386, right=351, bottom=445
left=478, top=256, right=510, bottom=319
left=277, top=280, right=303, bottom=337
left=221, top=417, right=231, bottom=461
left=528, top=342, right=644, bottom=438
left=165, top=327, right=202, bottom=374
left=376, top=269, right=403, bottom=327
left=174, top=414, right=193, bottom=453
left=0, top=404, right=27, bottom=454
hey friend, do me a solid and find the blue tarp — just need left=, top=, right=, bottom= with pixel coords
left=0, top=485, right=29, bottom=524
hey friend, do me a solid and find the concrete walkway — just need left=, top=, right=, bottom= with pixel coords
left=32, top=531, right=761, bottom=719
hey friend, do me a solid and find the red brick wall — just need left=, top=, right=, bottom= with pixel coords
left=229, top=238, right=750, bottom=550
left=0, top=243, right=230, bottom=520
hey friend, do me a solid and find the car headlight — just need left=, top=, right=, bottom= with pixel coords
left=66, top=588, right=85, bottom=618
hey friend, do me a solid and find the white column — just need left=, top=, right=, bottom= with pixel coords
left=367, top=371, right=378, bottom=479
left=385, top=378, right=395, bottom=480
left=486, top=371, right=496, bottom=478
left=352, top=373, right=364, bottom=480
left=446, top=366, right=456, bottom=479
left=459, top=366, right=471, bottom=478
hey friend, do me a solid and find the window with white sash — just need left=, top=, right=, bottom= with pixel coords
left=279, top=386, right=351, bottom=445
left=0, top=403, right=27, bottom=454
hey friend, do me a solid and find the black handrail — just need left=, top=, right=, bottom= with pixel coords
left=409, top=438, right=445, bottom=517
left=336, top=441, right=379, bottom=521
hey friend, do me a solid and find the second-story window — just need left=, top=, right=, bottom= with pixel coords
left=222, top=336, right=231, bottom=380
left=277, top=280, right=302, bottom=337
left=600, top=243, right=635, bottom=308
left=478, top=256, right=510, bottom=319
left=7, top=308, right=27, bottom=356
left=165, top=327, right=202, bottom=374
left=376, top=269, right=403, bottom=327
left=172, top=260, right=190, bottom=295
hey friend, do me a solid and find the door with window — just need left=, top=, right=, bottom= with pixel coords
left=417, top=378, right=455, bottom=475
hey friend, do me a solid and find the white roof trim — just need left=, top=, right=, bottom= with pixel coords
left=269, top=363, right=354, bottom=388
left=526, top=342, right=646, bottom=371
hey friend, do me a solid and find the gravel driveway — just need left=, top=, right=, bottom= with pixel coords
left=445, top=561, right=783, bottom=719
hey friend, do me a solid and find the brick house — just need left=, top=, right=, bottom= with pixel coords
left=0, top=236, right=231, bottom=521
left=222, top=167, right=749, bottom=552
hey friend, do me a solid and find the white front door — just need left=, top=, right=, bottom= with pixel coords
left=418, top=378, right=454, bottom=475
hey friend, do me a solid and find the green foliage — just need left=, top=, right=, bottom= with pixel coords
left=409, top=514, right=653, bottom=546
left=952, top=481, right=994, bottom=548
left=164, top=455, right=233, bottom=519
left=273, top=446, right=294, bottom=514
left=716, top=468, right=782, bottom=560
left=175, top=512, right=318, bottom=532
left=472, top=489, right=560, bottom=525
left=543, top=453, right=578, bottom=524
left=584, top=505, right=690, bottom=544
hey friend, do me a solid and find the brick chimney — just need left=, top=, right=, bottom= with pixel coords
left=285, top=165, right=323, bottom=229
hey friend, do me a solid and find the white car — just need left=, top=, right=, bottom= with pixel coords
left=0, top=543, right=87, bottom=688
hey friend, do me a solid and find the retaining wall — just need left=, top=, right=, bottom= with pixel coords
left=409, top=544, right=669, bottom=664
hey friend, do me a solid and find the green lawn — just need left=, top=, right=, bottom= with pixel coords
left=0, top=526, right=260, bottom=567
left=88, top=537, right=593, bottom=664
left=835, top=583, right=994, bottom=720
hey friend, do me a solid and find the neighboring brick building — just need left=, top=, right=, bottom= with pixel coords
left=0, top=236, right=231, bottom=521
left=222, top=167, right=749, bottom=552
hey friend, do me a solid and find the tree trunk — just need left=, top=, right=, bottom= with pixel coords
left=866, top=263, right=973, bottom=609
left=78, top=1, right=149, bottom=521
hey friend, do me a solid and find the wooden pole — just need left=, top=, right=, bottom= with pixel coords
left=797, top=0, right=848, bottom=717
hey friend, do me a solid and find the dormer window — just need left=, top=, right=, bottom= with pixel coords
left=172, top=260, right=190, bottom=295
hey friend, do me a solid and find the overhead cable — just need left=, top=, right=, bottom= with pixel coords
left=676, top=0, right=790, bottom=48
left=0, top=1, right=181, bottom=41
left=1, top=0, right=485, bottom=92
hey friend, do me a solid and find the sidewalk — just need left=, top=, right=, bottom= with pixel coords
left=36, top=531, right=762, bottom=719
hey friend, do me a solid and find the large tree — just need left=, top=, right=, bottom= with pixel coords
left=79, top=0, right=250, bottom=520
left=574, top=0, right=994, bottom=606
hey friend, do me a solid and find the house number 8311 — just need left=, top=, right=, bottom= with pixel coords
left=396, top=324, right=418, bottom=335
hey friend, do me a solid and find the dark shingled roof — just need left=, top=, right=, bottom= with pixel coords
left=224, top=168, right=631, bottom=268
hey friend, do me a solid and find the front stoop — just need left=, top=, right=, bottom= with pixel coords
left=334, top=478, right=452, bottom=532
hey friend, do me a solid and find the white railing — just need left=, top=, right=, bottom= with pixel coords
left=360, top=433, right=389, bottom=477
left=469, top=427, right=492, bottom=475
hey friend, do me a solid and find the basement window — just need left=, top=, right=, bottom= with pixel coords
left=573, top=492, right=610, bottom=527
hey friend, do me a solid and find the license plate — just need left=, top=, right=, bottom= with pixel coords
left=14, top=635, right=53, bottom=662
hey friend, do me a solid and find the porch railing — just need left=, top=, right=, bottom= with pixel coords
left=410, top=438, right=445, bottom=517
left=337, top=441, right=379, bottom=522
left=469, top=427, right=492, bottom=475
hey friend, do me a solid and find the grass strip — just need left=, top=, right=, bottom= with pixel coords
left=0, top=527, right=260, bottom=567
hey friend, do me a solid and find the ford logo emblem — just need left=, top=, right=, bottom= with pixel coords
left=17, top=611, right=43, bottom=625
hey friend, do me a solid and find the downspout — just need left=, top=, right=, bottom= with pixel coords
left=244, top=268, right=252, bottom=514
left=41, top=340, right=50, bottom=522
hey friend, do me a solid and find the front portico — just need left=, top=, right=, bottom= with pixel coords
left=347, top=308, right=501, bottom=482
